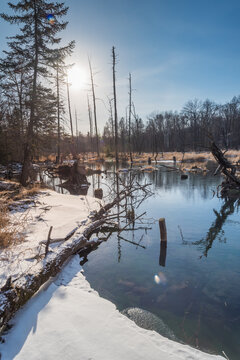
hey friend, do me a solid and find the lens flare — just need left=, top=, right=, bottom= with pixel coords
left=154, top=272, right=167, bottom=285
left=47, top=14, right=55, bottom=25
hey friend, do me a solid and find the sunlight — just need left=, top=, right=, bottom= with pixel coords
left=67, top=65, right=88, bottom=90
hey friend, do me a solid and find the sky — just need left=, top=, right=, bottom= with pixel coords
left=1, top=0, right=240, bottom=134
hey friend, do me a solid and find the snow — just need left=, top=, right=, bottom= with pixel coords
left=0, top=257, right=224, bottom=360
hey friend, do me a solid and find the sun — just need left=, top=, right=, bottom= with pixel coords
left=67, top=65, right=87, bottom=90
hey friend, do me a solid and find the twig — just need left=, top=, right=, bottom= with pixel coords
left=45, top=226, right=53, bottom=257
left=118, top=235, right=146, bottom=249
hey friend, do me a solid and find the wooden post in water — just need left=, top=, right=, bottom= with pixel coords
left=159, top=218, right=167, bottom=267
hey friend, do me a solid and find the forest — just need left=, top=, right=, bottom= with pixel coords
left=1, top=1, right=240, bottom=179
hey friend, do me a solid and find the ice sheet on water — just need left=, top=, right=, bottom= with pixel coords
left=121, top=307, right=177, bottom=341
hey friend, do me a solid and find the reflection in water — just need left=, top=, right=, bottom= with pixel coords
left=159, top=242, right=167, bottom=267
left=182, top=197, right=240, bottom=257
left=40, top=164, right=221, bottom=203
left=60, top=182, right=89, bottom=195
left=159, top=218, right=167, bottom=267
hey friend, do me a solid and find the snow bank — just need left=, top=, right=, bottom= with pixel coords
left=0, top=190, right=101, bottom=288
left=0, top=256, right=224, bottom=360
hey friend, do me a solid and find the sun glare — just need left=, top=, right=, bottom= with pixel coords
left=68, top=65, right=87, bottom=90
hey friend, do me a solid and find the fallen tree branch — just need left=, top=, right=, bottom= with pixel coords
left=0, top=177, right=152, bottom=332
left=0, top=216, right=107, bottom=333
left=45, top=226, right=53, bottom=257
left=117, top=235, right=146, bottom=249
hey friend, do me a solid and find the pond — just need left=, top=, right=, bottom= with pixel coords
left=43, top=164, right=240, bottom=359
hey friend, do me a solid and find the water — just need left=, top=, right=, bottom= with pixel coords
left=42, top=164, right=240, bottom=358
left=80, top=167, right=240, bottom=359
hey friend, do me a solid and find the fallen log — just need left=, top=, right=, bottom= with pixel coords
left=0, top=176, right=152, bottom=333
left=0, top=217, right=107, bottom=333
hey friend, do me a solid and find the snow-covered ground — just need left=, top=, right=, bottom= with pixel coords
left=0, top=189, right=224, bottom=359
left=0, top=256, right=224, bottom=360
left=0, top=189, right=101, bottom=288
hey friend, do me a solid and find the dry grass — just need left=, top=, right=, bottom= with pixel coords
left=0, top=204, right=25, bottom=249
left=38, top=154, right=57, bottom=162
left=36, top=149, right=240, bottom=165
left=0, top=183, right=42, bottom=203
left=0, top=182, right=42, bottom=249
left=13, top=186, right=41, bottom=201
left=0, top=205, right=14, bottom=248
left=160, top=151, right=213, bottom=162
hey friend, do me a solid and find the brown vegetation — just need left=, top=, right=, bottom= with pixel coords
left=0, top=204, right=26, bottom=249
left=0, top=182, right=42, bottom=249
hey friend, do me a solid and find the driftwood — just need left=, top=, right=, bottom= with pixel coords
left=211, top=142, right=240, bottom=196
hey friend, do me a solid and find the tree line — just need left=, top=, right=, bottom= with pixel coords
left=101, top=96, right=240, bottom=157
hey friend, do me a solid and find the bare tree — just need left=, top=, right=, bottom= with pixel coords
left=88, top=58, right=99, bottom=157
left=112, top=46, right=119, bottom=165
left=75, top=109, right=79, bottom=154
left=87, top=94, right=93, bottom=152
left=128, top=73, right=133, bottom=163
left=66, top=75, right=74, bottom=141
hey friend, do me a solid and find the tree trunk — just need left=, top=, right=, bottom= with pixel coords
left=128, top=73, right=133, bottom=164
left=20, top=0, right=39, bottom=186
left=57, top=63, right=61, bottom=164
left=88, top=58, right=99, bottom=157
left=112, top=47, right=119, bottom=166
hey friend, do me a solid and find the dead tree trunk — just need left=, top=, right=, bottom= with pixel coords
left=88, top=58, right=100, bottom=157
left=75, top=109, right=79, bottom=154
left=128, top=73, right=133, bottom=164
left=87, top=95, right=93, bottom=153
left=112, top=46, right=119, bottom=166
left=66, top=76, right=74, bottom=141
left=211, top=141, right=240, bottom=196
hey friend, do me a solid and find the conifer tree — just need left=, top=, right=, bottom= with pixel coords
left=0, top=0, right=75, bottom=185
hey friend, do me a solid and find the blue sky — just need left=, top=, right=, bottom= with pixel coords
left=1, top=0, right=240, bottom=133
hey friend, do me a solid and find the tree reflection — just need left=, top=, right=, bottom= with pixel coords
left=182, top=197, right=240, bottom=257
